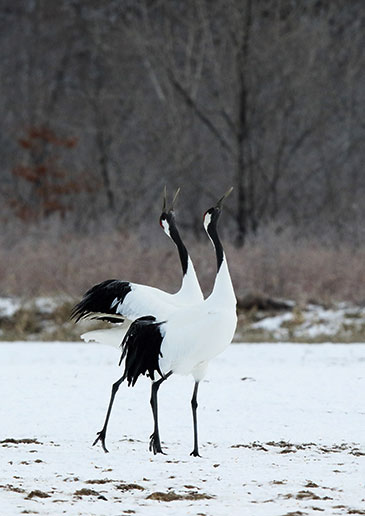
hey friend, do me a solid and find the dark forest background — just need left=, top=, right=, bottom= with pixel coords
left=0, top=0, right=364, bottom=303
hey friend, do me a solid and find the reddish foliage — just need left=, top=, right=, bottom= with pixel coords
left=63, top=137, right=78, bottom=148
left=12, top=202, right=37, bottom=222
left=12, top=166, right=40, bottom=183
left=26, top=127, right=78, bottom=148
left=43, top=199, right=66, bottom=214
left=9, top=125, right=87, bottom=221
left=18, top=138, right=33, bottom=149
left=35, top=165, right=47, bottom=176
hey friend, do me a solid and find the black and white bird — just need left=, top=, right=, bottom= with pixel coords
left=71, top=188, right=203, bottom=347
left=93, top=188, right=237, bottom=456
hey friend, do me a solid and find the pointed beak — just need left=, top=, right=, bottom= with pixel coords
left=162, top=185, right=167, bottom=212
left=170, top=187, right=180, bottom=211
left=216, top=186, right=233, bottom=208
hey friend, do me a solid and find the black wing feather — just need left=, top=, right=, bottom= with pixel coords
left=120, top=316, right=164, bottom=386
left=71, top=279, right=132, bottom=322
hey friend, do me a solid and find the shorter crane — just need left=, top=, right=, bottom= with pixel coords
left=71, top=188, right=203, bottom=348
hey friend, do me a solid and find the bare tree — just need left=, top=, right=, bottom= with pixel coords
left=0, top=0, right=363, bottom=245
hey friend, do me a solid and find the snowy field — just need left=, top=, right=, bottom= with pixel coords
left=1, top=342, right=364, bottom=516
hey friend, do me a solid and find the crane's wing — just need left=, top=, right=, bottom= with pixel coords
left=71, top=279, right=131, bottom=323
left=71, top=279, right=177, bottom=324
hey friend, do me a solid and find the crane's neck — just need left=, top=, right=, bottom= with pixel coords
left=168, top=219, right=203, bottom=302
left=207, top=221, right=224, bottom=272
left=206, top=217, right=236, bottom=308
left=168, top=221, right=188, bottom=276
left=179, top=256, right=203, bottom=302
left=209, top=254, right=236, bottom=308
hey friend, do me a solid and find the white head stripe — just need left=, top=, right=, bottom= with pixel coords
left=203, top=212, right=212, bottom=232
left=161, top=219, right=171, bottom=236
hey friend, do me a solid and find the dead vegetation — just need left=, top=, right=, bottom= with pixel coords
left=26, top=490, right=50, bottom=499
left=282, top=490, right=333, bottom=501
left=85, top=479, right=115, bottom=485
left=0, top=300, right=108, bottom=341
left=1, top=226, right=364, bottom=305
left=115, top=483, right=145, bottom=492
left=74, top=488, right=100, bottom=497
left=146, top=490, right=213, bottom=501
left=0, top=484, right=26, bottom=494
left=231, top=441, right=365, bottom=456
left=0, top=226, right=364, bottom=342
left=0, top=438, right=42, bottom=445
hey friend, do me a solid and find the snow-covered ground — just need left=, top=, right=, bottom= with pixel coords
left=249, top=303, right=365, bottom=341
left=1, top=342, right=364, bottom=516
left=0, top=297, right=63, bottom=318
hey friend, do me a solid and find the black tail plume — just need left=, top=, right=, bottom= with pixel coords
left=120, top=316, right=165, bottom=387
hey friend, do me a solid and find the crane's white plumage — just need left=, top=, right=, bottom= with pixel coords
left=81, top=325, right=130, bottom=348
left=91, top=188, right=237, bottom=456
left=160, top=258, right=237, bottom=379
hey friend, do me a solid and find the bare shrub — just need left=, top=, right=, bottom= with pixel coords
left=0, top=221, right=363, bottom=305
left=226, top=229, right=365, bottom=305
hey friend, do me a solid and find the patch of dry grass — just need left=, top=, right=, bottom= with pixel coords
left=146, top=490, right=213, bottom=501
left=0, top=301, right=109, bottom=341
left=0, top=224, right=364, bottom=305
left=1, top=223, right=364, bottom=341
left=226, top=233, right=365, bottom=305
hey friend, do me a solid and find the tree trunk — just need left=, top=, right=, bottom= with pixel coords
left=234, top=0, right=252, bottom=247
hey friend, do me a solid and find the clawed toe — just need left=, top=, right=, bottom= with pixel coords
left=149, top=433, right=165, bottom=455
left=93, top=430, right=109, bottom=453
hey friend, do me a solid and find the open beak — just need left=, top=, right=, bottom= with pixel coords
left=162, top=186, right=181, bottom=213
left=216, top=186, right=233, bottom=208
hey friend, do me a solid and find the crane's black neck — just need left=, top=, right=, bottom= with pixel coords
left=168, top=217, right=188, bottom=276
left=207, top=214, right=224, bottom=272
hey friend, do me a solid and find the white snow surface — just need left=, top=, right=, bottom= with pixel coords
left=1, top=341, right=364, bottom=515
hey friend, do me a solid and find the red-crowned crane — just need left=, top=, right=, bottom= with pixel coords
left=93, top=188, right=237, bottom=456
left=71, top=188, right=203, bottom=347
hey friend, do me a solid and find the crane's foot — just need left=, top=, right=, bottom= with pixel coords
left=149, top=432, right=166, bottom=455
left=190, top=448, right=201, bottom=458
left=93, top=429, right=109, bottom=453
